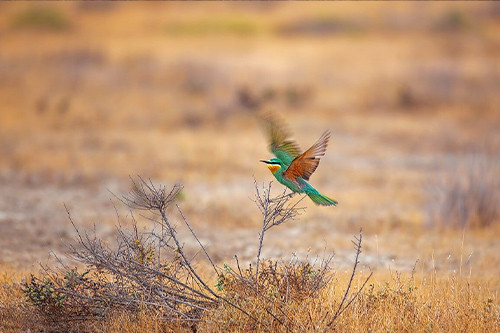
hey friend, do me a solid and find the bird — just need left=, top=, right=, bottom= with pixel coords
left=260, top=115, right=338, bottom=206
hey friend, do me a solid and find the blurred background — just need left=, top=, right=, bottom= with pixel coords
left=0, top=2, right=499, bottom=274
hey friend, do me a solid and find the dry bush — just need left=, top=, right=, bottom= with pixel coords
left=426, top=154, right=500, bottom=228
left=21, top=177, right=370, bottom=331
left=22, top=179, right=220, bottom=331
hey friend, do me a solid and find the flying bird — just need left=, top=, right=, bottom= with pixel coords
left=260, top=116, right=338, bottom=206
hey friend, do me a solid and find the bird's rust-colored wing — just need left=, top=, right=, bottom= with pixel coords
left=263, top=114, right=301, bottom=166
left=283, top=131, right=330, bottom=182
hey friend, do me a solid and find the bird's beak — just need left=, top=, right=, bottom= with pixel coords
left=260, top=160, right=270, bottom=164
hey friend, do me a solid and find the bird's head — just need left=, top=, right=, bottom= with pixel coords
left=260, top=158, right=282, bottom=174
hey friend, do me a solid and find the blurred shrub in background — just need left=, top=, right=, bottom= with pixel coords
left=426, top=155, right=500, bottom=228
left=11, top=6, right=70, bottom=31
left=165, top=16, right=258, bottom=36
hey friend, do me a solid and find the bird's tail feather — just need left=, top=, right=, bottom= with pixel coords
left=307, top=192, right=338, bottom=206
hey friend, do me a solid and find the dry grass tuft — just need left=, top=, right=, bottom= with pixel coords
left=206, top=257, right=334, bottom=332
left=199, top=269, right=499, bottom=332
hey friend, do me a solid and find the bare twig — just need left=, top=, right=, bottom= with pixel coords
left=176, top=204, right=219, bottom=276
left=253, top=178, right=305, bottom=279
left=326, top=230, right=372, bottom=327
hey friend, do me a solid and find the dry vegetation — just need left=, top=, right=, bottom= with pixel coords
left=2, top=179, right=499, bottom=332
left=0, top=2, right=499, bottom=332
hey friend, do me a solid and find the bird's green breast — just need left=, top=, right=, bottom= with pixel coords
left=272, top=168, right=302, bottom=193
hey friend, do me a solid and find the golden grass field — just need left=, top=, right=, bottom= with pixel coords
left=0, top=2, right=499, bottom=332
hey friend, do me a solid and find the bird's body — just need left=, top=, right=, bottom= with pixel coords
left=260, top=116, right=338, bottom=206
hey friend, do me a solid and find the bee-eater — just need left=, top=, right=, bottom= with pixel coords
left=260, top=116, right=338, bottom=206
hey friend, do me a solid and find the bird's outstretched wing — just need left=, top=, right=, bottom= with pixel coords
left=263, top=114, right=301, bottom=166
left=283, top=131, right=330, bottom=182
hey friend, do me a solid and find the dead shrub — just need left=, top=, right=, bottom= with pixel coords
left=22, top=177, right=370, bottom=331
